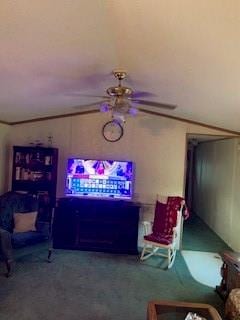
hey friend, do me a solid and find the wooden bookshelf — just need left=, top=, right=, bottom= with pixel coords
left=12, top=146, right=58, bottom=207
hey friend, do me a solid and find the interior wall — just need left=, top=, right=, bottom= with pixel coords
left=230, top=139, right=240, bottom=251
left=0, top=123, right=10, bottom=194
left=7, top=113, right=233, bottom=222
left=193, top=137, right=240, bottom=251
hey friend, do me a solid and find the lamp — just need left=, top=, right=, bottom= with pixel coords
left=100, top=98, right=138, bottom=124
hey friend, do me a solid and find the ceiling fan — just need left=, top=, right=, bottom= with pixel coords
left=74, top=70, right=177, bottom=123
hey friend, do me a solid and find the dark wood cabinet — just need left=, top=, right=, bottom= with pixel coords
left=52, top=197, right=140, bottom=254
left=12, top=146, right=58, bottom=207
left=216, top=251, right=240, bottom=299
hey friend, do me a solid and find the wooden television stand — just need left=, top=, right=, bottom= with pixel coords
left=49, top=197, right=140, bottom=259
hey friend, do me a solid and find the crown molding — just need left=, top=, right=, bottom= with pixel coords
left=9, top=109, right=99, bottom=125
left=139, top=108, right=240, bottom=135
left=1, top=108, right=239, bottom=136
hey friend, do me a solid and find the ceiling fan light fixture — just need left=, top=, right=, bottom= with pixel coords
left=100, top=102, right=110, bottom=113
left=112, top=112, right=125, bottom=124
left=129, top=107, right=138, bottom=116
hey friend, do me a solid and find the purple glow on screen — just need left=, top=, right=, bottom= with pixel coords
left=65, top=158, right=134, bottom=200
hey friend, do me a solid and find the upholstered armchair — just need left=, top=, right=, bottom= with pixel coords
left=0, top=191, right=51, bottom=277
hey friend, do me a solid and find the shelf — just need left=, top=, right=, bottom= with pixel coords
left=12, top=146, right=58, bottom=203
left=13, top=179, right=53, bottom=184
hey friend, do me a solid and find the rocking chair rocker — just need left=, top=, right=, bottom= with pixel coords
left=140, top=196, right=189, bottom=269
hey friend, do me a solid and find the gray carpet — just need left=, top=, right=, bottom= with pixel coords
left=182, top=214, right=231, bottom=252
left=0, top=215, right=227, bottom=320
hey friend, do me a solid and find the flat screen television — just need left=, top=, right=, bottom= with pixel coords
left=65, top=158, right=134, bottom=200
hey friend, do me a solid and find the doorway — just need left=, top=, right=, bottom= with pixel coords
left=182, top=134, right=230, bottom=288
left=184, top=134, right=227, bottom=214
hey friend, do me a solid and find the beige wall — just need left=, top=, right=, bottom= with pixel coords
left=0, top=123, right=10, bottom=194
left=7, top=113, right=236, bottom=248
left=8, top=114, right=186, bottom=202
left=7, top=113, right=233, bottom=222
left=193, top=138, right=240, bottom=251
left=231, top=139, right=240, bottom=251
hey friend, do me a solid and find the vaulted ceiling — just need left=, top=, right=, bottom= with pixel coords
left=1, top=1, right=240, bottom=132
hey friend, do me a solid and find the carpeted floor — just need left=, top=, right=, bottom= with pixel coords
left=0, top=215, right=229, bottom=320
left=182, top=214, right=231, bottom=252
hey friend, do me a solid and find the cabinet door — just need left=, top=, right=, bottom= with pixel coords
left=53, top=206, right=78, bottom=249
left=113, top=206, right=139, bottom=254
left=52, top=198, right=140, bottom=254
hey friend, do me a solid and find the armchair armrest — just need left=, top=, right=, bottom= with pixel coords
left=36, top=221, right=50, bottom=237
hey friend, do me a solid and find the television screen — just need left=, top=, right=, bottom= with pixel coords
left=65, top=158, right=134, bottom=200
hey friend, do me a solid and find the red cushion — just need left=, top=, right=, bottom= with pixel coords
left=147, top=197, right=188, bottom=245
left=152, top=201, right=167, bottom=234
left=152, top=200, right=177, bottom=236
left=144, top=233, right=173, bottom=245
left=168, top=196, right=190, bottom=220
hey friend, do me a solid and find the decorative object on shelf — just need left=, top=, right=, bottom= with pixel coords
left=44, top=155, right=52, bottom=165
left=47, top=134, right=53, bottom=147
left=185, top=312, right=207, bottom=320
left=102, top=120, right=124, bottom=142
left=29, top=140, right=44, bottom=147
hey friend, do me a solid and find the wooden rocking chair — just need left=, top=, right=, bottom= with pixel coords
left=140, top=196, right=188, bottom=269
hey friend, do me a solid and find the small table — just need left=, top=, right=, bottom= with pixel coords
left=147, top=300, right=222, bottom=320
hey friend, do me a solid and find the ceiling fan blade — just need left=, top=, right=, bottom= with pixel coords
left=130, top=99, right=176, bottom=110
left=73, top=100, right=109, bottom=109
left=130, top=91, right=155, bottom=99
left=68, top=94, right=110, bottom=99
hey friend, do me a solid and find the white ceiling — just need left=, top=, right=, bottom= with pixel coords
left=1, top=1, right=240, bottom=132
